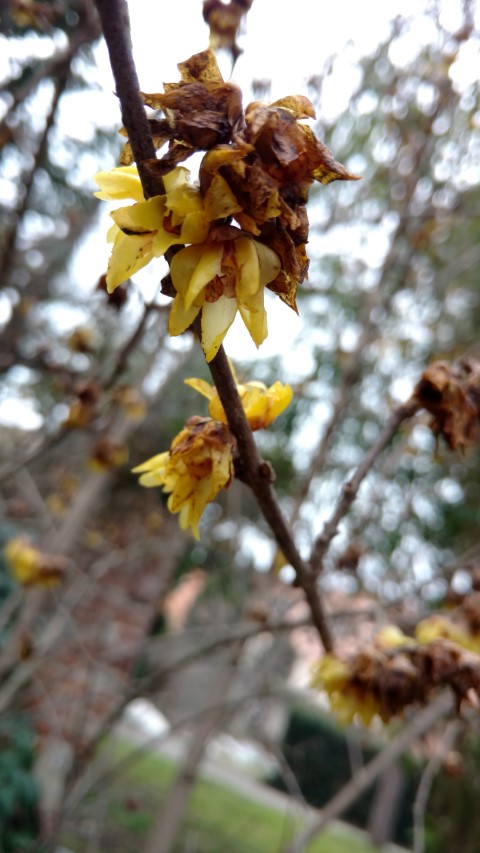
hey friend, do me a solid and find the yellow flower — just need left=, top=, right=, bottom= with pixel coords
left=168, top=234, right=281, bottom=361
left=4, top=537, right=65, bottom=587
left=184, top=371, right=292, bottom=430
left=94, top=166, right=209, bottom=292
left=312, top=654, right=381, bottom=726
left=132, top=417, right=235, bottom=539
left=416, top=615, right=480, bottom=653
left=4, top=537, right=40, bottom=585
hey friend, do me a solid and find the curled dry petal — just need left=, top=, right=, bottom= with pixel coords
left=414, top=360, right=479, bottom=450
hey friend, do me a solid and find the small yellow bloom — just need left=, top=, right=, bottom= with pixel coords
left=4, top=537, right=40, bottom=586
left=4, top=537, right=65, bottom=587
left=168, top=234, right=281, bottom=361
left=132, top=417, right=235, bottom=539
left=88, top=438, right=128, bottom=472
left=184, top=372, right=292, bottom=430
left=416, top=615, right=479, bottom=652
left=110, top=385, right=146, bottom=421
left=375, top=625, right=415, bottom=650
left=313, top=654, right=381, bottom=726
left=94, top=166, right=209, bottom=292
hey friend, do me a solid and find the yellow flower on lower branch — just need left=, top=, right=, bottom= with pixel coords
left=168, top=233, right=281, bottom=361
left=132, top=416, right=236, bottom=539
left=184, top=372, right=292, bottom=430
left=312, top=653, right=381, bottom=726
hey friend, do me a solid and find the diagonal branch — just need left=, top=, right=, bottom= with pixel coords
left=208, top=346, right=333, bottom=651
left=309, top=397, right=418, bottom=573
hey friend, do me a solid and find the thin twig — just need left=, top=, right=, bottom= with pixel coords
left=413, top=720, right=459, bottom=853
left=309, top=398, right=418, bottom=573
left=0, top=57, right=72, bottom=285
left=0, top=430, right=68, bottom=485
left=103, top=301, right=166, bottom=390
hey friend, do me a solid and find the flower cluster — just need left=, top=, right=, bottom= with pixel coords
left=313, top=605, right=480, bottom=726
left=133, top=371, right=292, bottom=538
left=94, top=49, right=357, bottom=361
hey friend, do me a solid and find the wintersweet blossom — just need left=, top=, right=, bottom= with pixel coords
left=93, top=165, right=209, bottom=292
left=132, top=417, right=235, bottom=539
left=4, top=537, right=65, bottom=587
left=313, top=654, right=380, bottom=726
left=184, top=373, right=292, bottom=430
left=168, top=233, right=281, bottom=361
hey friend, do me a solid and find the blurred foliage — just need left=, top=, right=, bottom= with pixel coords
left=0, top=715, right=39, bottom=852
left=269, top=702, right=421, bottom=846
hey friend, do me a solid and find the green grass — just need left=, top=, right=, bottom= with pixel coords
left=63, top=739, right=383, bottom=853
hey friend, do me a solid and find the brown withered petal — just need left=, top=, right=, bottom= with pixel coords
left=414, top=361, right=478, bottom=450
left=177, top=49, right=225, bottom=85
left=259, top=222, right=310, bottom=311
left=97, top=274, right=128, bottom=310
left=203, top=0, right=253, bottom=59
left=119, top=119, right=173, bottom=166
left=245, top=102, right=360, bottom=189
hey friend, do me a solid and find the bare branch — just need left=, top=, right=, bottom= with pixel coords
left=309, top=398, right=418, bottom=573
left=93, top=0, right=164, bottom=197
left=208, top=345, right=334, bottom=652
left=413, top=720, right=460, bottom=853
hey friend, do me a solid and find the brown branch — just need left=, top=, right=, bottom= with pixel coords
left=309, top=398, right=418, bottom=573
left=284, top=692, right=453, bottom=853
left=103, top=301, right=166, bottom=390
left=208, top=345, right=333, bottom=652
left=413, top=720, right=459, bottom=853
left=0, top=58, right=71, bottom=285
left=93, top=0, right=164, bottom=197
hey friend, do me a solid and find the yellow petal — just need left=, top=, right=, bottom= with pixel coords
left=111, top=197, right=166, bottom=235
left=94, top=166, right=145, bottom=202
left=235, top=237, right=260, bottom=297
left=237, top=286, right=267, bottom=347
left=106, top=230, right=154, bottom=292
left=203, top=173, right=243, bottom=221
left=168, top=293, right=201, bottom=337
left=184, top=244, right=223, bottom=310
left=201, top=295, right=238, bottom=362
left=163, top=167, right=191, bottom=193
left=255, top=240, right=282, bottom=286
left=184, top=377, right=216, bottom=401
left=170, top=245, right=204, bottom=298
left=107, top=222, right=120, bottom=243
left=132, top=452, right=168, bottom=474
left=241, top=381, right=293, bottom=429
left=179, top=211, right=211, bottom=246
